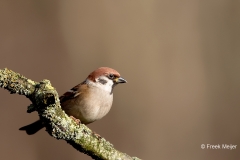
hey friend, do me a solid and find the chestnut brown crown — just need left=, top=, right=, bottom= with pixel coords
left=87, top=67, right=127, bottom=84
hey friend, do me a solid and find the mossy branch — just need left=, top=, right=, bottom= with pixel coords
left=0, top=68, right=141, bottom=160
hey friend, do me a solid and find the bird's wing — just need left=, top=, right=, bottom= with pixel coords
left=59, top=81, right=87, bottom=103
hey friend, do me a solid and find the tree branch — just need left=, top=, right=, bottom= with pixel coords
left=0, top=68, right=141, bottom=160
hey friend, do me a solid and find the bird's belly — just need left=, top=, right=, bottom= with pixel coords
left=78, top=94, right=113, bottom=124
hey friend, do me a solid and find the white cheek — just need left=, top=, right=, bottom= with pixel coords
left=100, top=80, right=114, bottom=92
left=88, top=77, right=114, bottom=93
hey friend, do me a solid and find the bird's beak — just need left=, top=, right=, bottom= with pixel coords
left=114, top=77, right=127, bottom=84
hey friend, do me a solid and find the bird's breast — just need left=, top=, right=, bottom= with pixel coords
left=77, top=87, right=113, bottom=124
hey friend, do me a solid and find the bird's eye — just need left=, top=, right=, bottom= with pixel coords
left=108, top=74, right=115, bottom=79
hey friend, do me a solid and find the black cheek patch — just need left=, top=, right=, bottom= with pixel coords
left=98, top=78, right=108, bottom=85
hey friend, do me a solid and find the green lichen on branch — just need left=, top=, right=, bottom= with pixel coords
left=0, top=68, right=35, bottom=95
left=0, top=68, right=141, bottom=160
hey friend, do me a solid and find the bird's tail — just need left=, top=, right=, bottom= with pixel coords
left=19, top=120, right=44, bottom=135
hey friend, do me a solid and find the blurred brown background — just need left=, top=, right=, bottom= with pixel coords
left=0, top=1, right=240, bottom=160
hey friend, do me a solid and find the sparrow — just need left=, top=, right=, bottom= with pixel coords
left=19, top=67, right=127, bottom=135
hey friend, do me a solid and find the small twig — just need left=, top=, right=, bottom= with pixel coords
left=0, top=68, right=141, bottom=160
